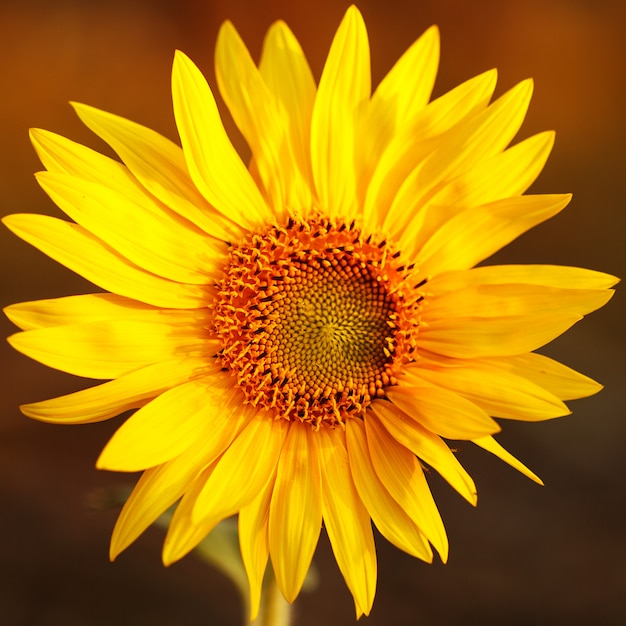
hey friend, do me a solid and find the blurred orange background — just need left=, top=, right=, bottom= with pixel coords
left=1, top=0, right=625, bottom=624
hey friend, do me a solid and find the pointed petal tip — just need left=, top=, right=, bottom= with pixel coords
left=96, top=443, right=140, bottom=472
left=341, top=4, right=367, bottom=35
left=216, top=20, right=239, bottom=55
left=479, top=67, right=498, bottom=88
left=109, top=540, right=123, bottom=562
left=277, top=581, right=299, bottom=605
left=69, top=100, right=92, bottom=118
left=18, top=402, right=46, bottom=421
left=5, top=331, right=21, bottom=350
left=161, top=549, right=176, bottom=567
left=425, top=23, right=440, bottom=37
left=172, top=48, right=192, bottom=68
left=436, top=536, right=449, bottom=564
left=468, top=490, right=478, bottom=507
left=3, top=304, right=22, bottom=328
left=217, top=18, right=236, bottom=36
left=2, top=213, right=19, bottom=231
left=345, top=4, right=363, bottom=17
left=94, top=453, right=111, bottom=471
left=29, top=127, right=46, bottom=144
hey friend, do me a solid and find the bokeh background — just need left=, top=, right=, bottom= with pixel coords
left=1, top=0, right=624, bottom=624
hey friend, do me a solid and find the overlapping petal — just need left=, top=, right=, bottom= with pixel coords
left=366, top=69, right=498, bottom=233
left=346, top=418, right=433, bottom=561
left=488, top=352, right=604, bottom=401
left=36, top=171, right=224, bottom=284
left=216, top=21, right=306, bottom=220
left=111, top=401, right=252, bottom=557
left=96, top=374, right=239, bottom=471
left=3, top=214, right=209, bottom=309
left=191, top=414, right=288, bottom=524
left=172, top=50, right=272, bottom=228
left=405, top=359, right=569, bottom=421
left=371, top=400, right=477, bottom=503
left=162, top=466, right=222, bottom=565
left=387, top=379, right=500, bottom=439
left=364, top=412, right=448, bottom=562
left=8, top=315, right=212, bottom=380
left=410, top=194, right=572, bottom=278
left=31, top=124, right=237, bottom=244
left=357, top=25, right=439, bottom=199
left=421, top=130, right=555, bottom=213
left=19, top=358, right=211, bottom=424
left=413, top=79, right=534, bottom=203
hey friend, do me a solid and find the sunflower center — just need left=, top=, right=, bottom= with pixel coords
left=212, top=217, right=423, bottom=427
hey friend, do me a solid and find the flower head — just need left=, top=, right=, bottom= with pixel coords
left=4, top=5, right=617, bottom=619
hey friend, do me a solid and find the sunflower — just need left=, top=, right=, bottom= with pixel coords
left=3, top=5, right=616, bottom=620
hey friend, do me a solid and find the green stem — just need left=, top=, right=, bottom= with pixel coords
left=249, top=567, right=292, bottom=626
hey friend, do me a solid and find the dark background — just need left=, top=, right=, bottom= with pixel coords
left=1, top=0, right=624, bottom=624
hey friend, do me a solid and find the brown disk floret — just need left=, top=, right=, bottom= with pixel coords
left=212, top=217, right=424, bottom=427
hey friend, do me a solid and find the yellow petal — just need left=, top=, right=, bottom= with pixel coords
left=317, top=426, right=376, bottom=618
left=20, top=357, right=211, bottom=424
left=311, top=5, right=370, bottom=219
left=418, top=313, right=582, bottom=359
left=364, top=412, right=448, bottom=562
left=171, top=50, right=271, bottom=228
left=426, top=130, right=554, bottom=210
left=36, top=171, right=223, bottom=284
left=111, top=462, right=197, bottom=559
left=31, top=127, right=146, bottom=194
left=406, top=360, right=570, bottom=421
left=239, top=476, right=275, bottom=621
left=69, top=104, right=241, bottom=242
left=259, top=20, right=316, bottom=212
left=426, top=264, right=620, bottom=293
left=483, top=353, right=604, bottom=401
left=163, top=466, right=221, bottom=565
left=357, top=25, right=439, bottom=199
left=192, top=414, right=288, bottom=524
left=97, top=375, right=241, bottom=471
left=216, top=21, right=297, bottom=220
left=366, top=69, right=498, bottom=234
left=4, top=293, right=177, bottom=331
left=424, top=283, right=614, bottom=320
left=269, top=421, right=322, bottom=603
left=387, top=382, right=500, bottom=439
left=388, top=132, right=554, bottom=249
left=346, top=418, right=433, bottom=561
left=415, top=79, right=534, bottom=202
left=412, top=194, right=571, bottom=278
left=112, top=403, right=252, bottom=558
left=473, top=436, right=543, bottom=484
left=3, top=214, right=209, bottom=309
left=370, top=400, right=477, bottom=504
left=8, top=314, right=210, bottom=380
left=371, top=25, right=439, bottom=132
